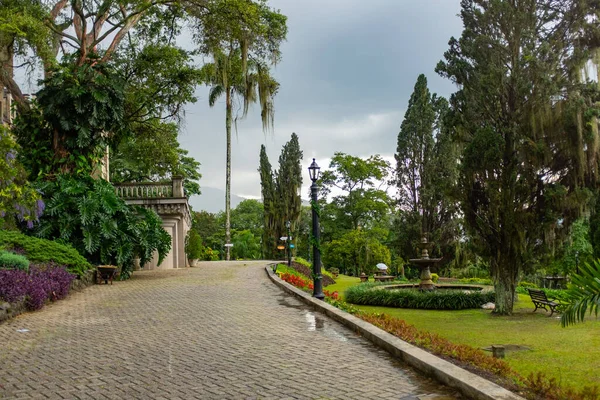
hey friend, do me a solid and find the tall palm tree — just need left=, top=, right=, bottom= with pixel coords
left=200, top=48, right=279, bottom=260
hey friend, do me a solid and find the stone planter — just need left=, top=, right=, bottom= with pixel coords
left=189, top=259, right=198, bottom=267
left=133, top=256, right=141, bottom=271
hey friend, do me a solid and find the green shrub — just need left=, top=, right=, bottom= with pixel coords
left=0, top=230, right=90, bottom=276
left=518, top=281, right=538, bottom=288
left=185, top=230, right=203, bottom=260
left=276, top=263, right=304, bottom=277
left=293, top=256, right=335, bottom=280
left=458, top=277, right=493, bottom=286
left=345, top=283, right=495, bottom=310
left=294, top=257, right=311, bottom=267
left=431, top=273, right=439, bottom=283
left=0, top=251, right=30, bottom=272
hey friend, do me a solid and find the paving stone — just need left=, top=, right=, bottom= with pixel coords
left=0, top=261, right=461, bottom=399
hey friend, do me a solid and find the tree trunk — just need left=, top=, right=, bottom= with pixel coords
left=0, top=34, right=29, bottom=114
left=225, top=87, right=232, bottom=261
left=492, top=255, right=517, bottom=315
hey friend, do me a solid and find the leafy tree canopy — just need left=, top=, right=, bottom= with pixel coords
left=320, top=152, right=392, bottom=233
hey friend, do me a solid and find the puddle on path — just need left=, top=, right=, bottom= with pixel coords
left=303, top=310, right=351, bottom=343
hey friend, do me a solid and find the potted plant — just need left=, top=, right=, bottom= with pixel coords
left=185, top=230, right=203, bottom=267
left=330, top=267, right=339, bottom=278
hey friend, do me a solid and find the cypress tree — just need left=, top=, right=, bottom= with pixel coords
left=395, top=75, right=458, bottom=260
left=259, top=145, right=276, bottom=259
left=275, top=133, right=303, bottom=251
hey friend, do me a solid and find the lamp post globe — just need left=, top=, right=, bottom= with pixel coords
left=308, top=158, right=321, bottom=181
left=308, top=158, right=325, bottom=300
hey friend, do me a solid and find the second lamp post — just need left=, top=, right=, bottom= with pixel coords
left=286, top=220, right=291, bottom=267
left=308, top=158, right=325, bottom=300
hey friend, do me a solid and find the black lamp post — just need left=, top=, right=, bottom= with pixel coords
left=286, top=220, right=292, bottom=267
left=308, top=158, right=325, bottom=300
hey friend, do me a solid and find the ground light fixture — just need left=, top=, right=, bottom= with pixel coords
left=308, top=158, right=324, bottom=300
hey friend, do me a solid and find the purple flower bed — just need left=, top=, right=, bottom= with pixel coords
left=0, top=265, right=75, bottom=311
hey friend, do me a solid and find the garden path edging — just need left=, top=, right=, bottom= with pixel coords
left=265, top=266, right=524, bottom=400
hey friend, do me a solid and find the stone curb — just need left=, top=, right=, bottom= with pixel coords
left=265, top=265, right=524, bottom=400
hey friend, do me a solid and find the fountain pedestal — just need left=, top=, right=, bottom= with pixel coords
left=409, top=236, right=442, bottom=291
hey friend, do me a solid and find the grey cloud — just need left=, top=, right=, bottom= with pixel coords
left=179, top=1, right=464, bottom=205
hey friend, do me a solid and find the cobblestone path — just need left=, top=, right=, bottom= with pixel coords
left=0, top=261, right=461, bottom=399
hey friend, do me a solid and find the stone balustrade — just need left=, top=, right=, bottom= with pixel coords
left=114, top=176, right=185, bottom=199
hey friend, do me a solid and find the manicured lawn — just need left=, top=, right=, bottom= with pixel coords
left=325, top=274, right=362, bottom=299
left=325, top=275, right=600, bottom=390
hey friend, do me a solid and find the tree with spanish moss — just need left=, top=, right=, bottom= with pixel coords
left=436, top=0, right=600, bottom=314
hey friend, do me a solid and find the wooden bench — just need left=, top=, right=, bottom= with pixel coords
left=527, top=288, right=565, bottom=317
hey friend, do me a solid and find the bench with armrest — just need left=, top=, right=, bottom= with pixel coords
left=527, top=288, right=566, bottom=317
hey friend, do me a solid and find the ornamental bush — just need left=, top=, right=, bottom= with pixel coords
left=0, top=230, right=90, bottom=276
left=185, top=230, right=203, bottom=260
left=345, top=284, right=495, bottom=310
left=0, top=266, right=75, bottom=310
left=0, top=251, right=30, bottom=272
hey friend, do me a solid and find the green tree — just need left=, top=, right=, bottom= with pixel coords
left=196, top=0, right=287, bottom=260
left=110, top=120, right=202, bottom=196
left=394, top=74, right=459, bottom=263
left=436, top=0, right=600, bottom=314
left=14, top=59, right=127, bottom=178
left=274, top=133, right=303, bottom=251
left=322, top=229, right=391, bottom=276
left=320, top=153, right=392, bottom=234
left=108, top=41, right=203, bottom=194
left=230, top=199, right=264, bottom=239
left=231, top=229, right=261, bottom=260
left=259, top=144, right=277, bottom=259
left=191, top=210, right=224, bottom=258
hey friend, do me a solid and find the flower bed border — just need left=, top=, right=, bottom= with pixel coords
left=265, top=265, right=523, bottom=400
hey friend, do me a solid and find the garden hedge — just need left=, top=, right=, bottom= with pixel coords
left=345, top=283, right=495, bottom=310
left=0, top=230, right=91, bottom=276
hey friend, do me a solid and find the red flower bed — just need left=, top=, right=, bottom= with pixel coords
left=279, top=273, right=338, bottom=300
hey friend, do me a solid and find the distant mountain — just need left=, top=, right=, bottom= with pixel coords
left=188, top=187, right=247, bottom=213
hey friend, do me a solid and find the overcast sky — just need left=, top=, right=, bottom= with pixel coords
left=179, top=1, right=463, bottom=205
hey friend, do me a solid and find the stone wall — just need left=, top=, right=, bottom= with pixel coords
left=0, top=300, right=25, bottom=324
left=70, top=269, right=97, bottom=291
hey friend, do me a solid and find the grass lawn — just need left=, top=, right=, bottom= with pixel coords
left=324, top=275, right=600, bottom=390
left=325, top=274, right=361, bottom=298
